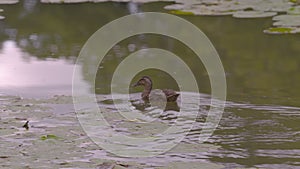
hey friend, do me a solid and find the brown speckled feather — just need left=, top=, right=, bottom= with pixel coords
left=162, top=89, right=180, bottom=102
left=133, top=76, right=180, bottom=102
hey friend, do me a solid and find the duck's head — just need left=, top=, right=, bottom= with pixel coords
left=132, top=76, right=152, bottom=87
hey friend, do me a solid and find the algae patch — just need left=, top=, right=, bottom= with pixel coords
left=40, top=134, right=60, bottom=140
left=263, top=27, right=300, bottom=34
left=170, top=10, right=195, bottom=16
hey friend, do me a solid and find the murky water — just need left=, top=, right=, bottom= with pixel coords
left=97, top=92, right=300, bottom=168
left=0, top=1, right=299, bottom=168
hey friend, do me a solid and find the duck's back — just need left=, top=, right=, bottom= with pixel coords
left=162, top=89, right=180, bottom=102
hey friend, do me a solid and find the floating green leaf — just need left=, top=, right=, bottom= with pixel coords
left=169, top=10, right=195, bottom=16
left=263, top=27, right=300, bottom=34
left=41, top=0, right=174, bottom=3
left=289, top=0, right=300, bottom=3
left=40, top=134, right=60, bottom=140
left=287, top=6, right=300, bottom=15
left=273, top=14, right=300, bottom=27
left=164, top=0, right=300, bottom=34
left=0, top=0, right=18, bottom=4
left=233, top=11, right=277, bottom=18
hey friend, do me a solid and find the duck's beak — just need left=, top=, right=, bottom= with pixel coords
left=132, top=82, right=139, bottom=87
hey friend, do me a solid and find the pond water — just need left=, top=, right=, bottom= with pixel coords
left=0, top=0, right=299, bottom=168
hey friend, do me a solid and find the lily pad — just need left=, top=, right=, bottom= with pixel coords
left=94, top=0, right=300, bottom=34
left=289, top=0, right=300, bottom=3
left=273, top=14, right=300, bottom=26
left=164, top=0, right=300, bottom=34
left=164, top=4, right=186, bottom=10
left=178, top=5, right=235, bottom=16
left=256, top=1, right=290, bottom=12
left=165, top=0, right=293, bottom=14
left=41, top=0, right=88, bottom=3
left=233, top=11, right=277, bottom=18
left=41, top=0, right=173, bottom=3
left=0, top=0, right=19, bottom=4
left=169, top=10, right=195, bottom=15
left=263, top=27, right=300, bottom=34
left=287, top=6, right=300, bottom=15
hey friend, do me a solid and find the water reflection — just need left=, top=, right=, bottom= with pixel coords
left=1, top=1, right=298, bottom=106
left=97, top=91, right=300, bottom=168
left=0, top=40, right=89, bottom=97
left=0, top=1, right=299, bottom=168
left=130, top=99, right=180, bottom=112
left=23, top=0, right=37, bottom=12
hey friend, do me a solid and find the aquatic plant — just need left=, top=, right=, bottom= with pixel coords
left=2, top=0, right=300, bottom=33
left=163, top=0, right=300, bottom=34
left=39, top=0, right=300, bottom=34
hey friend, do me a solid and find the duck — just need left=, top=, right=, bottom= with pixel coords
left=132, top=76, right=180, bottom=102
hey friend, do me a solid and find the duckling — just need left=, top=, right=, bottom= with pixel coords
left=132, top=76, right=180, bottom=102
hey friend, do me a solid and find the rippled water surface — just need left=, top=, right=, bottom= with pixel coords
left=0, top=1, right=299, bottom=168
left=97, top=92, right=300, bottom=168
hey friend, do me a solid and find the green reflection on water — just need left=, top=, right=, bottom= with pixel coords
left=0, top=1, right=299, bottom=106
left=0, top=1, right=299, bottom=168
